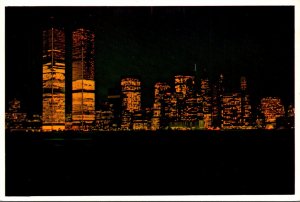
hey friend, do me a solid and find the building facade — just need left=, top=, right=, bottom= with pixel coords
left=151, top=82, right=171, bottom=130
left=212, top=74, right=224, bottom=128
left=260, top=97, right=285, bottom=129
left=240, top=77, right=252, bottom=127
left=42, top=28, right=66, bottom=131
left=121, top=77, right=142, bottom=130
left=95, top=102, right=114, bottom=131
left=174, top=75, right=195, bottom=99
left=201, top=77, right=212, bottom=129
left=6, top=98, right=27, bottom=131
left=72, top=28, right=95, bottom=130
left=221, top=93, right=242, bottom=129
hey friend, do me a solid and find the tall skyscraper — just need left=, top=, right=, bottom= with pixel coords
left=42, top=28, right=66, bottom=131
left=212, top=74, right=224, bottom=128
left=201, top=76, right=212, bottom=129
left=121, top=77, right=142, bottom=130
left=174, top=75, right=195, bottom=99
left=240, top=76, right=252, bottom=126
left=174, top=75, right=195, bottom=122
left=163, top=91, right=178, bottom=122
left=151, top=82, right=170, bottom=130
left=221, top=93, right=242, bottom=129
left=72, top=28, right=95, bottom=130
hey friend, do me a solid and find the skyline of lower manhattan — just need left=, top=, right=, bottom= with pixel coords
left=6, top=7, right=294, bottom=131
left=5, top=6, right=294, bottom=131
left=4, top=5, right=296, bottom=197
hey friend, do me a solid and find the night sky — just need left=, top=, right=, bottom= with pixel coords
left=5, top=6, right=294, bottom=114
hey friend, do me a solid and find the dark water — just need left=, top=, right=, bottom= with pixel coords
left=6, top=130, right=294, bottom=196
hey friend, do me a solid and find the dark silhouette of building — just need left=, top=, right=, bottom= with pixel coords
left=107, top=88, right=122, bottom=129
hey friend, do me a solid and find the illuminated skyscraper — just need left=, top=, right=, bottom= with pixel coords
left=133, top=110, right=149, bottom=130
left=121, top=77, right=141, bottom=130
left=182, top=95, right=202, bottom=124
left=220, top=76, right=252, bottom=129
left=241, top=76, right=252, bottom=126
left=240, top=76, right=252, bottom=126
left=163, top=91, right=178, bottom=122
left=174, top=75, right=195, bottom=122
left=151, top=82, right=171, bottom=130
left=201, top=76, right=212, bottom=129
left=201, top=78, right=211, bottom=111
left=72, top=28, right=95, bottom=130
left=241, top=94, right=252, bottom=125
left=42, top=28, right=65, bottom=131
left=95, top=102, right=114, bottom=131
left=260, top=97, right=285, bottom=129
left=212, top=74, right=224, bottom=128
left=174, top=75, right=195, bottom=99
left=212, top=84, right=219, bottom=126
left=221, top=93, right=242, bottom=129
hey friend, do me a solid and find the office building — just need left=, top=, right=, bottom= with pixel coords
left=240, top=77, right=252, bottom=126
left=151, top=82, right=170, bottom=130
left=133, top=110, right=149, bottom=130
left=95, top=102, right=114, bottom=131
left=6, top=99, right=28, bottom=131
left=120, top=77, right=141, bottom=130
left=72, top=28, right=95, bottom=130
left=221, top=93, right=242, bottom=129
left=42, top=28, right=66, bottom=131
left=201, top=77, right=212, bottom=129
left=260, top=97, right=285, bottom=129
left=174, top=75, right=195, bottom=99
left=212, top=74, right=224, bottom=128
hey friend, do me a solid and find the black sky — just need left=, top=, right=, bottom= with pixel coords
left=5, top=6, right=294, bottom=114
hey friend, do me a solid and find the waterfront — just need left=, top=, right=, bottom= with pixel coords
left=6, top=130, right=294, bottom=196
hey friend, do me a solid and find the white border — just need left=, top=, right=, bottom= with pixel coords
left=1, top=0, right=299, bottom=201
left=0, top=0, right=298, bottom=6
left=0, top=0, right=5, bottom=201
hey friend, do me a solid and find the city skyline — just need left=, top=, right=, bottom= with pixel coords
left=6, top=70, right=294, bottom=131
left=3, top=5, right=296, bottom=197
left=5, top=6, right=294, bottom=114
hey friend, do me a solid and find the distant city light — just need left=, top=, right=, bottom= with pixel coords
left=5, top=26, right=295, bottom=132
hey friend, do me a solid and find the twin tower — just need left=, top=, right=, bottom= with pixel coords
left=42, top=28, right=95, bottom=131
